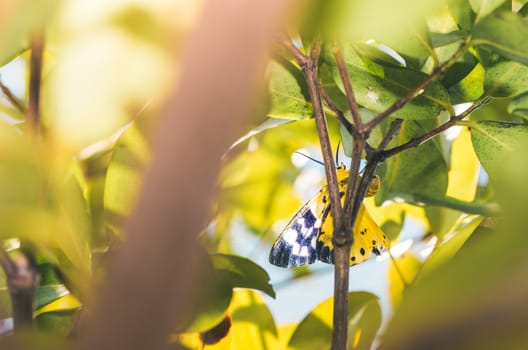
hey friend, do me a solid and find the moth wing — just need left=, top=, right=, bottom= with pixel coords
left=317, top=204, right=388, bottom=266
left=269, top=194, right=325, bottom=268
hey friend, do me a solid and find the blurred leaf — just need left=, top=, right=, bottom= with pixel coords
left=229, top=118, right=293, bottom=151
left=104, top=123, right=149, bottom=232
left=288, top=292, right=381, bottom=350
left=0, top=0, right=60, bottom=66
left=430, top=30, right=470, bottom=48
left=35, top=310, right=77, bottom=337
left=34, top=294, right=82, bottom=317
left=418, top=215, right=483, bottom=279
left=322, top=44, right=451, bottom=119
left=109, top=6, right=169, bottom=47
left=230, top=290, right=278, bottom=350
left=0, top=268, right=9, bottom=318
left=472, top=12, right=528, bottom=65
left=448, top=0, right=476, bottom=30
left=211, top=254, right=275, bottom=298
left=466, top=120, right=528, bottom=180
left=340, top=0, right=441, bottom=60
left=469, top=0, right=508, bottom=20
left=484, top=60, right=528, bottom=98
left=379, top=151, right=528, bottom=349
left=267, top=59, right=313, bottom=120
left=520, top=2, right=528, bottom=17
left=377, top=121, right=448, bottom=204
left=389, top=253, right=421, bottom=307
left=353, top=43, right=406, bottom=67
left=35, top=285, right=69, bottom=311
left=507, top=91, right=528, bottom=118
left=48, top=29, right=170, bottom=151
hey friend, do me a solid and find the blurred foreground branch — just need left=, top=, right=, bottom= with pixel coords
left=76, top=1, right=292, bottom=350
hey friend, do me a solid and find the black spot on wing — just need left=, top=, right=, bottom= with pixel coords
left=316, top=240, right=334, bottom=264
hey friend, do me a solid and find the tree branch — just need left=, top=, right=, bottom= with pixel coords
left=332, top=44, right=363, bottom=129
left=364, top=41, right=470, bottom=131
left=319, top=86, right=357, bottom=137
left=0, top=79, right=26, bottom=114
left=379, top=97, right=490, bottom=160
left=27, top=31, right=44, bottom=135
left=295, top=39, right=344, bottom=227
left=0, top=248, right=39, bottom=331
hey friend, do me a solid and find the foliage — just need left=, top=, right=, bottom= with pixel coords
left=0, top=0, right=528, bottom=349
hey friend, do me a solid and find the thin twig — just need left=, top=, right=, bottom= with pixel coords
left=0, top=79, right=26, bottom=114
left=275, top=33, right=307, bottom=66
left=379, top=97, right=490, bottom=160
left=319, top=86, right=357, bottom=137
left=332, top=44, right=363, bottom=129
left=364, top=41, right=471, bottom=131
left=27, top=31, right=44, bottom=135
left=377, top=119, right=403, bottom=151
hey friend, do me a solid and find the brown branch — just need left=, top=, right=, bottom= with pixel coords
left=332, top=44, right=363, bottom=130
left=0, top=80, right=26, bottom=114
left=320, top=85, right=357, bottom=137
left=276, top=33, right=307, bottom=66
left=379, top=97, right=490, bottom=160
left=27, top=31, right=44, bottom=135
left=293, top=40, right=344, bottom=227
left=0, top=249, right=39, bottom=331
left=364, top=41, right=470, bottom=131
left=378, top=119, right=403, bottom=151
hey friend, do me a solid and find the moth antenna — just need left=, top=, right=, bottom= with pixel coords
left=335, top=141, right=342, bottom=166
left=294, top=151, right=325, bottom=167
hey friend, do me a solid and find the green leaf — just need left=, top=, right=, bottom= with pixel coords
left=322, top=45, right=451, bottom=120
left=267, top=59, right=313, bottom=120
left=441, top=51, right=478, bottom=88
left=466, top=120, right=528, bottom=180
left=447, top=62, right=485, bottom=103
left=211, top=254, right=275, bottom=298
left=288, top=292, right=381, bottom=350
left=484, top=60, right=528, bottom=98
left=472, top=12, right=528, bottom=65
left=508, top=91, right=528, bottom=118
left=377, top=121, right=448, bottom=204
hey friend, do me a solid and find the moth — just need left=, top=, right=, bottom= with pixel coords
left=269, top=166, right=388, bottom=268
